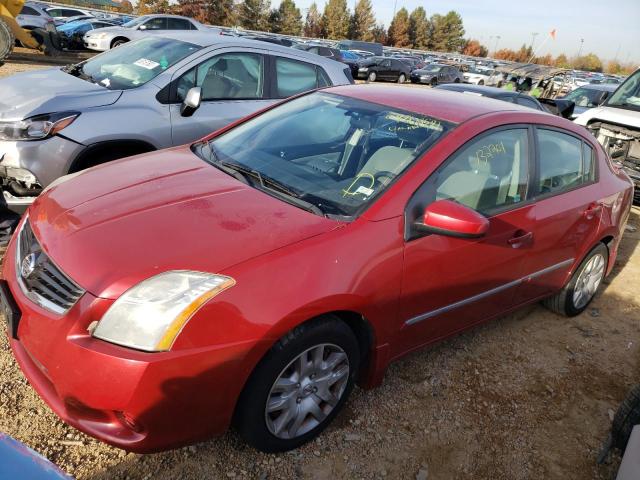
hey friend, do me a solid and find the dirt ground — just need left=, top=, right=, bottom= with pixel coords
left=1, top=60, right=639, bottom=479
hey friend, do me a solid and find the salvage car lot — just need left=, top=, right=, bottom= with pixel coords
left=0, top=61, right=639, bottom=479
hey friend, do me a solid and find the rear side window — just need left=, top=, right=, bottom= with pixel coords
left=167, top=18, right=192, bottom=30
left=433, top=128, right=530, bottom=214
left=20, top=6, right=39, bottom=15
left=537, top=129, right=594, bottom=194
left=275, top=57, right=327, bottom=98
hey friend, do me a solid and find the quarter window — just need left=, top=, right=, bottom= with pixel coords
left=275, top=57, right=327, bottom=98
left=20, top=6, right=39, bottom=15
left=433, top=129, right=530, bottom=213
left=167, top=18, right=192, bottom=30
left=178, top=53, right=264, bottom=101
left=537, top=129, right=592, bottom=194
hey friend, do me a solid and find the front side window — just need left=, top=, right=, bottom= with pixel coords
left=197, top=92, right=452, bottom=217
left=275, top=57, right=326, bottom=98
left=73, top=37, right=200, bottom=90
left=178, top=53, right=264, bottom=101
left=537, top=129, right=593, bottom=194
left=143, top=17, right=166, bottom=30
left=433, top=129, right=530, bottom=213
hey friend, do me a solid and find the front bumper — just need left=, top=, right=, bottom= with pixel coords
left=3, top=236, right=255, bottom=453
left=410, top=76, right=429, bottom=84
left=83, top=36, right=111, bottom=51
left=0, top=137, right=84, bottom=214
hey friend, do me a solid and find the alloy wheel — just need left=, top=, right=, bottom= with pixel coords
left=265, top=343, right=350, bottom=440
left=572, top=253, right=605, bottom=309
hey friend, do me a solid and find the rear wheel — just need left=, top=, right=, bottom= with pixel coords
left=235, top=316, right=359, bottom=452
left=543, top=243, right=608, bottom=316
left=398, top=73, right=406, bottom=84
left=430, top=78, right=438, bottom=87
left=612, top=385, right=640, bottom=453
left=0, top=18, right=15, bottom=65
left=367, top=71, right=377, bottom=82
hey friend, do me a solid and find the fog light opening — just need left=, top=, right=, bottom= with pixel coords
left=115, top=411, right=143, bottom=433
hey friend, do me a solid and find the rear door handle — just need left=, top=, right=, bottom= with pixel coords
left=508, top=230, right=533, bottom=248
left=583, top=202, right=603, bottom=220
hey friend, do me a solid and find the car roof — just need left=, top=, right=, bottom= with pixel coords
left=152, top=32, right=344, bottom=67
left=579, top=83, right=619, bottom=92
left=435, top=83, right=519, bottom=97
left=325, top=84, right=544, bottom=124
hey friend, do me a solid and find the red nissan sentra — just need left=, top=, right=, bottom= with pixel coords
left=1, top=85, right=633, bottom=453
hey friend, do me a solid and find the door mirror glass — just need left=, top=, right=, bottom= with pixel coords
left=415, top=199, right=489, bottom=238
left=180, top=87, right=202, bottom=117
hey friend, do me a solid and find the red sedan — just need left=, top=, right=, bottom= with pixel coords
left=1, top=85, right=633, bottom=453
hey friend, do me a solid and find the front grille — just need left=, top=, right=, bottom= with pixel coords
left=16, top=219, right=84, bottom=314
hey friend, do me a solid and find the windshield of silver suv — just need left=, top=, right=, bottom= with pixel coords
left=196, top=92, right=452, bottom=218
left=606, top=69, right=640, bottom=111
left=63, top=37, right=200, bottom=90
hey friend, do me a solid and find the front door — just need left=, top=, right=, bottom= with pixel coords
left=398, top=127, right=535, bottom=355
left=170, top=50, right=273, bottom=145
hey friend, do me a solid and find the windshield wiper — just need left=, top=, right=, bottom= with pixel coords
left=201, top=143, right=324, bottom=216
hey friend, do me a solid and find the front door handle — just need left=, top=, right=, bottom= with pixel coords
left=583, top=202, right=603, bottom=220
left=508, top=230, right=533, bottom=248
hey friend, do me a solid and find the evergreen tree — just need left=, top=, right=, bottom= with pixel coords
left=349, top=0, right=375, bottom=41
left=388, top=7, right=410, bottom=48
left=303, top=2, right=322, bottom=37
left=240, top=0, right=271, bottom=31
left=276, top=0, right=302, bottom=35
left=429, top=11, right=465, bottom=52
left=208, top=0, right=236, bottom=26
left=408, top=7, right=429, bottom=49
left=322, top=0, right=349, bottom=40
left=371, top=23, right=387, bottom=44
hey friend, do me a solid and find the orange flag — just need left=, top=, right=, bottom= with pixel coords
left=550, top=29, right=556, bottom=40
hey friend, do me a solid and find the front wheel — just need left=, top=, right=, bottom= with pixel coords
left=478, top=80, right=485, bottom=85
left=543, top=243, right=608, bottom=316
left=0, top=18, right=15, bottom=64
left=398, top=73, right=406, bottom=84
left=367, top=71, right=377, bottom=82
left=430, top=78, right=438, bottom=87
left=111, top=38, right=128, bottom=48
left=235, top=316, right=360, bottom=452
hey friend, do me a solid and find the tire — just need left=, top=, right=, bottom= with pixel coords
left=235, top=316, right=360, bottom=452
left=398, top=73, right=406, bottom=84
left=454, top=78, right=461, bottom=83
left=478, top=80, right=485, bottom=86
left=430, top=78, right=438, bottom=87
left=367, top=71, right=376, bottom=82
left=111, top=38, right=128, bottom=48
left=612, top=385, right=640, bottom=452
left=0, top=18, right=15, bottom=64
left=543, top=243, right=608, bottom=317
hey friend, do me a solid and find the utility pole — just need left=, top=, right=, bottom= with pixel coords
left=492, top=35, right=501, bottom=55
left=530, top=32, right=539, bottom=50
left=393, top=0, right=398, bottom=18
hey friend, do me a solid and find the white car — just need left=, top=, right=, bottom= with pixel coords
left=463, top=67, right=492, bottom=85
left=83, top=14, right=214, bottom=51
left=45, top=6, right=93, bottom=22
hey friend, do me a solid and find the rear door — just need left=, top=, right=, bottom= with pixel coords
left=398, top=127, right=535, bottom=354
left=513, top=127, right=602, bottom=305
left=169, top=48, right=272, bottom=145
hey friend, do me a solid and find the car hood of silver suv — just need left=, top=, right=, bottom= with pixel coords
left=0, top=67, right=122, bottom=121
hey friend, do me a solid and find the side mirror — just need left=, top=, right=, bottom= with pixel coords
left=180, top=87, right=202, bottom=117
left=414, top=199, right=489, bottom=238
left=538, top=98, right=575, bottom=119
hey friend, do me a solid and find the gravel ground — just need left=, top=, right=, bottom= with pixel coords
left=1, top=60, right=639, bottom=479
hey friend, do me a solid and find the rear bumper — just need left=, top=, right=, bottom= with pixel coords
left=3, top=236, right=255, bottom=453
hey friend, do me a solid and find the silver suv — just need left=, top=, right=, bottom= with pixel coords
left=16, top=2, right=56, bottom=30
left=0, top=33, right=353, bottom=212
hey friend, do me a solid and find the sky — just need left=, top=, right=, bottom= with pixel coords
left=294, top=0, right=640, bottom=63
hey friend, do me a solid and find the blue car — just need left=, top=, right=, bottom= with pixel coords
left=57, top=18, right=116, bottom=50
left=0, top=433, right=70, bottom=479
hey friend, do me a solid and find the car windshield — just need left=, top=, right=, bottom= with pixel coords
left=606, top=69, right=640, bottom=111
left=563, top=87, right=607, bottom=107
left=467, top=68, right=488, bottom=75
left=420, top=65, right=442, bottom=72
left=122, top=16, right=148, bottom=28
left=65, top=37, right=200, bottom=90
left=198, top=92, right=453, bottom=218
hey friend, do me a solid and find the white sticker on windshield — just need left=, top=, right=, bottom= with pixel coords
left=101, top=78, right=110, bottom=87
left=356, top=185, right=374, bottom=196
left=134, top=58, right=160, bottom=70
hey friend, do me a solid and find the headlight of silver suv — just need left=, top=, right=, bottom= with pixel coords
left=0, top=112, right=79, bottom=141
left=92, top=271, right=235, bottom=352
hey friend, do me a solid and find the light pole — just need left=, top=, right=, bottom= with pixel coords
left=392, top=0, right=398, bottom=18
left=530, top=32, right=539, bottom=50
left=492, top=35, right=501, bottom=55
left=577, top=38, right=584, bottom=58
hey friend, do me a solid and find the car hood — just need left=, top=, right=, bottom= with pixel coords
left=0, top=68, right=121, bottom=121
left=28, top=147, right=340, bottom=299
left=85, top=25, right=128, bottom=36
left=574, top=105, right=640, bottom=128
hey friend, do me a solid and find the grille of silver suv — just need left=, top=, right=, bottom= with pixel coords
left=15, top=219, right=85, bottom=314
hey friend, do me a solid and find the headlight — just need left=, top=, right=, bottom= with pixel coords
left=92, top=271, right=235, bottom=352
left=0, top=112, right=79, bottom=141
